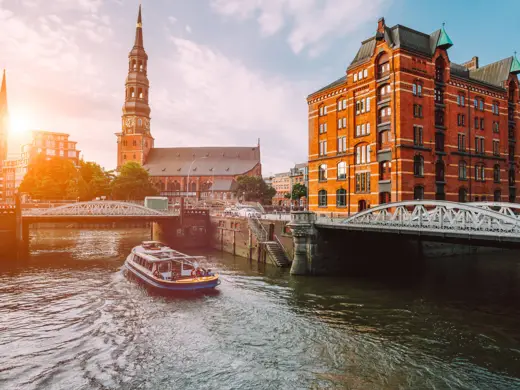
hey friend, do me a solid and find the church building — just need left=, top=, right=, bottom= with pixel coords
left=116, top=6, right=262, bottom=202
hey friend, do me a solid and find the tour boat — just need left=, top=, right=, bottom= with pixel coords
left=124, top=241, right=220, bottom=292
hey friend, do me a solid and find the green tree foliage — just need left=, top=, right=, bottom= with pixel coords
left=234, top=175, right=276, bottom=204
left=291, top=183, right=307, bottom=200
left=19, top=156, right=79, bottom=200
left=78, top=161, right=113, bottom=200
left=111, top=162, right=158, bottom=200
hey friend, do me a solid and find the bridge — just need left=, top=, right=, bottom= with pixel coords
left=288, top=200, right=520, bottom=275
left=22, top=201, right=176, bottom=223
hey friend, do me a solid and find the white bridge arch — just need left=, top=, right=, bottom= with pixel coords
left=25, top=201, right=165, bottom=217
left=321, top=200, right=520, bottom=238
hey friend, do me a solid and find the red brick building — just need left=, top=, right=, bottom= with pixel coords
left=0, top=70, right=8, bottom=202
left=116, top=5, right=261, bottom=202
left=308, top=18, right=520, bottom=214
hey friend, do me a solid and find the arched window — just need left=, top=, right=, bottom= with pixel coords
left=190, top=182, right=197, bottom=192
left=131, top=60, right=136, bottom=71
left=173, top=181, right=181, bottom=192
left=318, top=164, right=327, bottom=181
left=138, top=119, right=143, bottom=127
left=378, top=84, right=391, bottom=101
left=130, top=88, right=135, bottom=98
left=337, top=162, right=347, bottom=180
left=318, top=190, right=327, bottom=207
left=494, top=189, right=501, bottom=202
left=459, top=161, right=467, bottom=180
left=358, top=199, right=367, bottom=211
left=458, top=187, right=468, bottom=203
left=336, top=189, right=347, bottom=207
left=378, top=107, right=391, bottom=123
left=435, top=160, right=445, bottom=182
left=377, top=52, right=389, bottom=79
left=139, top=63, right=144, bottom=72
left=138, top=89, right=143, bottom=99
left=167, top=181, right=174, bottom=191
left=493, top=164, right=500, bottom=183
left=413, top=186, right=424, bottom=200
left=413, top=155, right=424, bottom=177
left=475, top=164, right=485, bottom=182
left=379, top=130, right=391, bottom=148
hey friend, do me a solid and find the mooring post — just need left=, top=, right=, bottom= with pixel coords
left=287, top=211, right=318, bottom=275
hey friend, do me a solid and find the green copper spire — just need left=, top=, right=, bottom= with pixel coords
left=437, top=23, right=453, bottom=50
left=511, top=52, right=520, bottom=74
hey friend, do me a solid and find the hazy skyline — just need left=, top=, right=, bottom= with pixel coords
left=2, top=0, right=520, bottom=174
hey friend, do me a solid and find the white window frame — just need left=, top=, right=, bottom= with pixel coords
left=353, top=73, right=358, bottom=82
left=363, top=69, right=368, bottom=78
left=366, top=97, right=371, bottom=112
left=367, top=123, right=371, bottom=134
left=342, top=117, right=347, bottom=128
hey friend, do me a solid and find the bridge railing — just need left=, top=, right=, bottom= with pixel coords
left=22, top=201, right=177, bottom=217
left=317, top=200, right=520, bottom=236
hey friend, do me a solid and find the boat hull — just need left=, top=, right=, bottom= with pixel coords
left=124, top=260, right=220, bottom=292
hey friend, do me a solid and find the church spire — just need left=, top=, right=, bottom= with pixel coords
left=0, top=70, right=7, bottom=114
left=134, top=4, right=144, bottom=49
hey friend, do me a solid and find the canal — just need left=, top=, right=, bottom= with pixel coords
left=1, top=228, right=519, bottom=390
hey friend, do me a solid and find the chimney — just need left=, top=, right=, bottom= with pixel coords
left=461, top=56, right=479, bottom=71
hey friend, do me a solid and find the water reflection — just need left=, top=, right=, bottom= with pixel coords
left=0, top=228, right=519, bottom=389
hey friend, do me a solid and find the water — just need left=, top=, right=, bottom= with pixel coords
left=1, top=228, right=520, bottom=390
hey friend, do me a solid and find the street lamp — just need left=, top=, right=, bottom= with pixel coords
left=186, top=156, right=208, bottom=200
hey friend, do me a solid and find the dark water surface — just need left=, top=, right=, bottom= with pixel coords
left=1, top=228, right=520, bottom=390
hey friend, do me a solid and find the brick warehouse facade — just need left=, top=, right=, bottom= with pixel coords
left=307, top=18, right=520, bottom=214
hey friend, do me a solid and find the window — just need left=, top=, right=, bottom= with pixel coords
left=133, top=140, right=137, bottom=146
left=319, top=105, right=327, bottom=116
left=412, top=83, right=417, bottom=96
left=379, top=107, right=391, bottom=122
left=318, top=164, right=327, bottom=181
left=458, top=134, right=466, bottom=151
left=480, top=118, right=485, bottom=130
left=337, top=98, right=347, bottom=111
left=494, top=164, right=500, bottom=183
left=434, top=88, right=443, bottom=104
left=413, top=186, right=424, bottom=200
left=358, top=71, right=362, bottom=80
left=138, top=119, right=143, bottom=127
left=494, top=189, right=501, bottom=202
left=353, top=73, right=358, bottom=82
left=418, top=84, right=422, bottom=97
left=413, top=104, right=423, bottom=118
left=361, top=124, right=366, bottom=135
left=493, top=140, right=499, bottom=156
left=336, top=189, right=347, bottom=207
left=363, top=69, right=368, bottom=78
left=457, top=114, right=466, bottom=126
left=435, top=133, right=444, bottom=152
left=355, top=172, right=370, bottom=193
left=379, top=130, right=391, bottom=147
left=318, top=190, right=327, bottom=207
left=356, top=145, right=371, bottom=164
left=457, top=93, right=465, bottom=106
left=493, top=121, right=499, bottom=133
left=435, top=160, right=445, bottom=182
left=380, top=161, right=391, bottom=180
left=459, top=188, right=468, bottom=203
left=338, top=117, right=346, bottom=129
left=459, top=161, right=467, bottom=180
left=337, top=137, right=347, bottom=153
left=474, top=117, right=479, bottom=130
left=366, top=123, right=371, bottom=135
left=123, top=154, right=127, bottom=160
left=475, top=164, right=485, bottom=181
left=475, top=137, right=485, bottom=154
left=337, top=162, right=347, bottom=180
left=492, top=101, right=499, bottom=115
left=479, top=99, right=484, bottom=111
left=356, top=125, right=360, bottom=137
left=319, top=141, right=327, bottom=156
left=366, top=97, right=371, bottom=112
left=435, top=110, right=444, bottom=126
left=474, top=98, right=478, bottom=109
left=413, top=126, right=423, bottom=146
left=413, top=155, right=424, bottom=177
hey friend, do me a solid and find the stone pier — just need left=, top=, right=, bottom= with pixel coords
left=287, top=211, right=319, bottom=275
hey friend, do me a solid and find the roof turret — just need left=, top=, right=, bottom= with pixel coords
left=510, top=52, right=520, bottom=74
left=437, top=23, right=453, bottom=50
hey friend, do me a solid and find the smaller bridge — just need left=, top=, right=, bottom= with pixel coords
left=317, top=200, right=520, bottom=245
left=22, top=201, right=176, bottom=223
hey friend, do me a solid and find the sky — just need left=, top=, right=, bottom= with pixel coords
left=1, top=0, right=520, bottom=176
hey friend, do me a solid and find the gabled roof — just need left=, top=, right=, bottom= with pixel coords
left=143, top=146, right=260, bottom=177
left=468, top=57, right=513, bottom=88
left=308, top=75, right=346, bottom=97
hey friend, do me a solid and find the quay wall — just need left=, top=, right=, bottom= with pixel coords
left=208, top=216, right=293, bottom=266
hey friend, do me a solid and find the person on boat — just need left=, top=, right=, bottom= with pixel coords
left=153, top=268, right=162, bottom=279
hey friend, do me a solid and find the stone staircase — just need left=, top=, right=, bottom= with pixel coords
left=263, top=241, right=290, bottom=267
left=247, top=217, right=290, bottom=268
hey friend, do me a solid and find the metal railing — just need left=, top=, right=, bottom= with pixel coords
left=274, top=234, right=290, bottom=262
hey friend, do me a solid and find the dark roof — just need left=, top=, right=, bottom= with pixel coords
left=349, top=25, right=441, bottom=69
left=143, top=146, right=260, bottom=177
left=209, top=178, right=237, bottom=192
left=469, top=57, right=513, bottom=88
left=309, top=75, right=346, bottom=97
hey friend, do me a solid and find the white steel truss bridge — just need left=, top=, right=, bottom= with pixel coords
left=23, top=201, right=172, bottom=219
left=317, top=200, right=520, bottom=245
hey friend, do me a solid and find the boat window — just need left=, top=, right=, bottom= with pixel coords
left=158, top=262, right=169, bottom=273
left=183, top=263, right=194, bottom=271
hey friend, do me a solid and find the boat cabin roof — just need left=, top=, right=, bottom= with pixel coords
left=133, top=242, right=206, bottom=264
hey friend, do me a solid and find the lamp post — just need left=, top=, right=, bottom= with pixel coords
left=186, top=156, right=208, bottom=201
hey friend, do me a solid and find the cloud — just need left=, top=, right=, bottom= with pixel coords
left=211, top=0, right=388, bottom=55
left=151, top=35, right=309, bottom=173
left=185, top=24, right=192, bottom=33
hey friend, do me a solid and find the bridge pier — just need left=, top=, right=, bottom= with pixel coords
left=287, top=211, right=319, bottom=275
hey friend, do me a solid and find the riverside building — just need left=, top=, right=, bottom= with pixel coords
left=307, top=17, right=520, bottom=214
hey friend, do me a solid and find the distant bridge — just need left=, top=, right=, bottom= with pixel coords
left=22, top=201, right=176, bottom=223
left=316, top=200, right=520, bottom=245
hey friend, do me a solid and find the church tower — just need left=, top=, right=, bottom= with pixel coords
left=0, top=69, right=8, bottom=164
left=116, top=4, right=154, bottom=169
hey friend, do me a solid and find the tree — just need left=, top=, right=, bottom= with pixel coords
left=291, top=183, right=307, bottom=200
left=234, top=175, right=276, bottom=204
left=19, top=155, right=80, bottom=200
left=111, top=161, right=158, bottom=200
left=78, top=161, right=112, bottom=200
